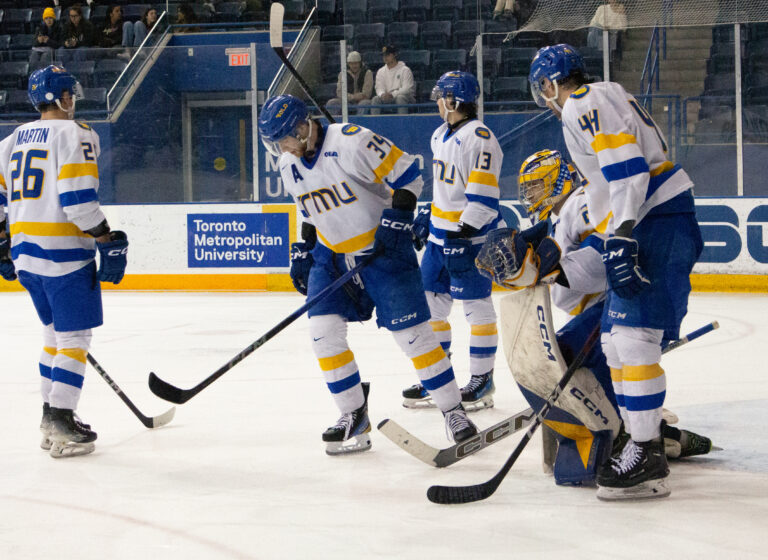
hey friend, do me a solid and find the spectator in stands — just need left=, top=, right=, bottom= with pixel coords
left=31, top=8, right=61, bottom=65
left=58, top=4, right=95, bottom=65
left=176, top=3, right=200, bottom=32
left=493, top=0, right=514, bottom=21
left=326, top=51, right=374, bottom=115
left=494, top=0, right=537, bottom=25
left=99, top=5, right=125, bottom=48
left=371, top=45, right=416, bottom=115
left=587, top=0, right=627, bottom=53
left=123, top=7, right=160, bottom=48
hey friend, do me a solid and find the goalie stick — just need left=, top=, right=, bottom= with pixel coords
left=87, top=353, right=175, bottom=429
left=269, top=3, right=336, bottom=123
left=380, top=321, right=719, bottom=470
left=425, top=320, right=720, bottom=504
left=148, top=253, right=376, bottom=405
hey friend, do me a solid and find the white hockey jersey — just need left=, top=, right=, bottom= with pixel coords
left=549, top=186, right=607, bottom=315
left=278, top=122, right=423, bottom=255
left=561, top=81, right=693, bottom=234
left=429, top=119, right=504, bottom=246
left=0, top=119, right=105, bottom=277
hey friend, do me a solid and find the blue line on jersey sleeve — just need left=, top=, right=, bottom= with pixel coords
left=465, top=193, right=499, bottom=210
left=59, top=188, right=99, bottom=207
left=580, top=234, right=604, bottom=252
left=11, top=241, right=95, bottom=263
left=646, top=163, right=682, bottom=201
left=600, top=157, right=650, bottom=183
left=386, top=160, right=421, bottom=190
left=0, top=193, right=7, bottom=205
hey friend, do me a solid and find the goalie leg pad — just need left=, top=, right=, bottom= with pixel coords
left=551, top=428, right=613, bottom=486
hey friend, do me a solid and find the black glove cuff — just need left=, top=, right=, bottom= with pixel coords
left=392, top=189, right=417, bottom=212
left=446, top=222, right=479, bottom=239
left=84, top=220, right=111, bottom=238
left=301, top=222, right=317, bottom=249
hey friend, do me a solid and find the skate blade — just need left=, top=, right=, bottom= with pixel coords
left=596, top=478, right=670, bottom=501
left=49, top=441, right=96, bottom=458
left=461, top=396, right=495, bottom=412
left=402, top=397, right=436, bottom=409
left=325, top=433, right=372, bottom=456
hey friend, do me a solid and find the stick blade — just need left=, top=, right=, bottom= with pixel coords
left=269, top=3, right=285, bottom=48
left=427, top=482, right=498, bottom=505
left=149, top=406, right=176, bottom=428
left=148, top=372, right=191, bottom=405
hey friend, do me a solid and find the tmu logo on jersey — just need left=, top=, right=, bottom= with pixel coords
left=187, top=213, right=289, bottom=268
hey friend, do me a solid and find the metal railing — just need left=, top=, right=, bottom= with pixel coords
left=639, top=26, right=667, bottom=112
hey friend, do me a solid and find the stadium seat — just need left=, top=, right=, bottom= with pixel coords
left=341, top=0, right=367, bottom=24
left=90, top=5, right=108, bottom=27
left=387, top=22, right=419, bottom=51
left=493, top=76, right=529, bottom=101
left=694, top=112, right=735, bottom=144
left=398, top=49, right=430, bottom=81
left=0, top=34, right=9, bottom=61
left=432, top=48, right=467, bottom=78
left=453, top=20, right=484, bottom=50
left=1, top=9, right=33, bottom=35
left=316, top=82, right=338, bottom=105
left=704, top=73, right=736, bottom=94
left=430, top=0, right=461, bottom=22
left=79, top=87, right=107, bottom=111
left=362, top=50, right=384, bottom=72
left=95, top=59, right=127, bottom=88
left=316, top=0, right=337, bottom=26
left=122, top=4, right=149, bottom=23
left=283, top=0, right=307, bottom=19
left=462, top=0, right=491, bottom=20
left=320, top=41, right=342, bottom=81
left=354, top=23, right=385, bottom=52
left=0, top=61, right=29, bottom=89
left=501, top=46, right=538, bottom=76
left=322, top=24, right=354, bottom=43
left=3, top=88, right=31, bottom=112
left=421, top=20, right=451, bottom=50
left=9, top=34, right=35, bottom=62
left=214, top=2, right=244, bottom=22
left=368, top=0, right=398, bottom=24
left=67, top=60, right=96, bottom=88
left=468, top=47, right=501, bottom=77
left=416, top=79, right=435, bottom=102
left=485, top=19, right=514, bottom=48
left=399, top=0, right=431, bottom=23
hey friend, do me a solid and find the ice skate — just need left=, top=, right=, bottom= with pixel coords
left=663, top=424, right=718, bottom=459
left=322, top=382, right=372, bottom=455
left=48, top=407, right=97, bottom=458
left=40, top=402, right=52, bottom=451
left=460, top=370, right=495, bottom=411
left=443, top=403, right=478, bottom=443
left=596, top=436, right=670, bottom=501
left=401, top=383, right=435, bottom=409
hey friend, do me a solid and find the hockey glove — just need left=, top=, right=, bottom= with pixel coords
left=289, top=242, right=313, bottom=295
left=0, top=237, right=16, bottom=281
left=442, top=236, right=475, bottom=279
left=476, top=228, right=561, bottom=288
left=602, top=236, right=650, bottom=299
left=412, top=206, right=431, bottom=250
left=96, top=230, right=128, bottom=284
left=373, top=208, right=418, bottom=269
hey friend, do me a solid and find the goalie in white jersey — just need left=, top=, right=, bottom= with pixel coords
left=528, top=45, right=704, bottom=500
left=0, top=65, right=129, bottom=458
left=258, top=94, right=478, bottom=455
left=402, top=71, right=505, bottom=412
left=477, top=149, right=713, bottom=488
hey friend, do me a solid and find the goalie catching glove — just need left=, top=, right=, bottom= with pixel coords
left=476, top=226, right=561, bottom=289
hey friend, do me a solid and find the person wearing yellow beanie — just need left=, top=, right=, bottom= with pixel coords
left=32, top=7, right=62, bottom=65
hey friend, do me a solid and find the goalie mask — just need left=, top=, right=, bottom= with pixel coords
left=518, top=150, right=577, bottom=223
left=258, top=94, right=312, bottom=157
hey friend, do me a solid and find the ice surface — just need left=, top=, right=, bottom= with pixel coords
left=1, top=291, right=766, bottom=559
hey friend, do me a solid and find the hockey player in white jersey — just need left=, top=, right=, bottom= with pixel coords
left=401, top=71, right=504, bottom=411
left=477, top=149, right=713, bottom=487
left=527, top=46, right=704, bottom=499
left=257, top=94, right=477, bottom=454
left=0, top=65, right=128, bottom=458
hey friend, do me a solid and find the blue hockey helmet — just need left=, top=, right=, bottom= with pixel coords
left=258, top=94, right=310, bottom=156
left=431, top=70, right=480, bottom=105
left=28, top=65, right=83, bottom=114
left=528, top=44, right=585, bottom=108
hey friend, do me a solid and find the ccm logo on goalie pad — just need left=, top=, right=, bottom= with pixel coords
left=454, top=415, right=528, bottom=458
left=570, top=387, right=611, bottom=426
left=537, top=305, right=557, bottom=362
left=381, top=219, right=413, bottom=232
left=107, top=247, right=128, bottom=257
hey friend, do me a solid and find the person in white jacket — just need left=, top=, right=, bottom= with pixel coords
left=370, top=45, right=416, bottom=115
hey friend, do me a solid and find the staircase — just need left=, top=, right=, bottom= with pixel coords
left=612, top=26, right=714, bottom=139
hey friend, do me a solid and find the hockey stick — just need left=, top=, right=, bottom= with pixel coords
left=87, top=353, right=175, bottom=429
left=148, top=253, right=376, bottom=405
left=426, top=320, right=719, bottom=504
left=427, top=323, right=601, bottom=504
left=269, top=3, right=336, bottom=123
left=382, top=321, right=719, bottom=469
left=378, top=408, right=536, bottom=468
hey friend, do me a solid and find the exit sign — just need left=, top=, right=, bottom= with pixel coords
left=226, top=48, right=250, bottom=67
